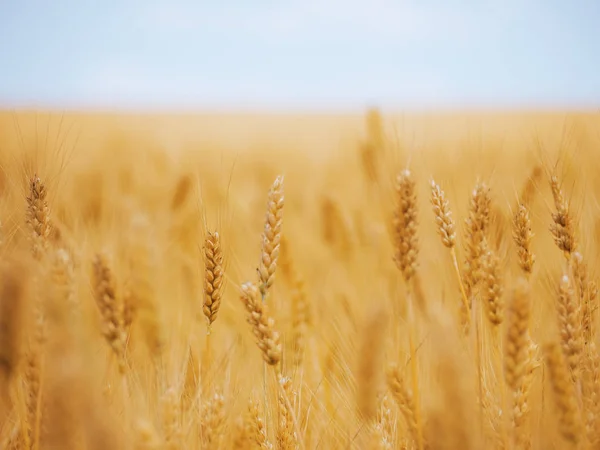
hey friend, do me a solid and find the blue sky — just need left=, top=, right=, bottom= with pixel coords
left=0, top=0, right=598, bottom=110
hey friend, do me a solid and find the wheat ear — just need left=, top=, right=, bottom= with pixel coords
left=392, top=169, right=424, bottom=450
left=26, top=174, right=52, bottom=260
left=430, top=180, right=471, bottom=330
left=202, top=231, right=224, bottom=371
left=513, top=203, right=535, bottom=278
left=544, top=342, right=582, bottom=445
left=258, top=175, right=284, bottom=300
left=92, top=253, right=127, bottom=375
left=556, top=274, right=583, bottom=384
left=549, top=175, right=576, bottom=258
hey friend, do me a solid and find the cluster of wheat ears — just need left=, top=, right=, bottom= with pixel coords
left=0, top=110, right=598, bottom=450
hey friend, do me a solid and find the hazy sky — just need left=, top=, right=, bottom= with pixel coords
left=0, top=1, right=598, bottom=110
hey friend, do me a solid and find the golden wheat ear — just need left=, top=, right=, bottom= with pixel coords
left=463, top=181, right=491, bottom=302
left=386, top=365, right=420, bottom=448
left=544, top=341, right=583, bottom=445
left=276, top=376, right=298, bottom=448
left=430, top=179, right=470, bottom=330
left=556, top=274, right=583, bottom=381
left=92, top=253, right=127, bottom=375
left=200, top=389, right=225, bottom=448
left=258, top=175, right=284, bottom=300
left=26, top=174, right=52, bottom=260
left=504, top=279, right=531, bottom=392
left=247, top=396, right=272, bottom=449
left=240, top=281, right=282, bottom=368
left=430, top=180, right=456, bottom=249
left=513, top=203, right=535, bottom=277
left=481, top=248, right=503, bottom=330
left=549, top=175, right=577, bottom=257
left=203, top=230, right=224, bottom=329
left=393, top=169, right=428, bottom=320
left=393, top=169, right=419, bottom=283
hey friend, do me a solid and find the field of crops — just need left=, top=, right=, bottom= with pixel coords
left=0, top=109, right=599, bottom=449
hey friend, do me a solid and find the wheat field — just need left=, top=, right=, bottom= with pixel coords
left=0, top=109, right=599, bottom=449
